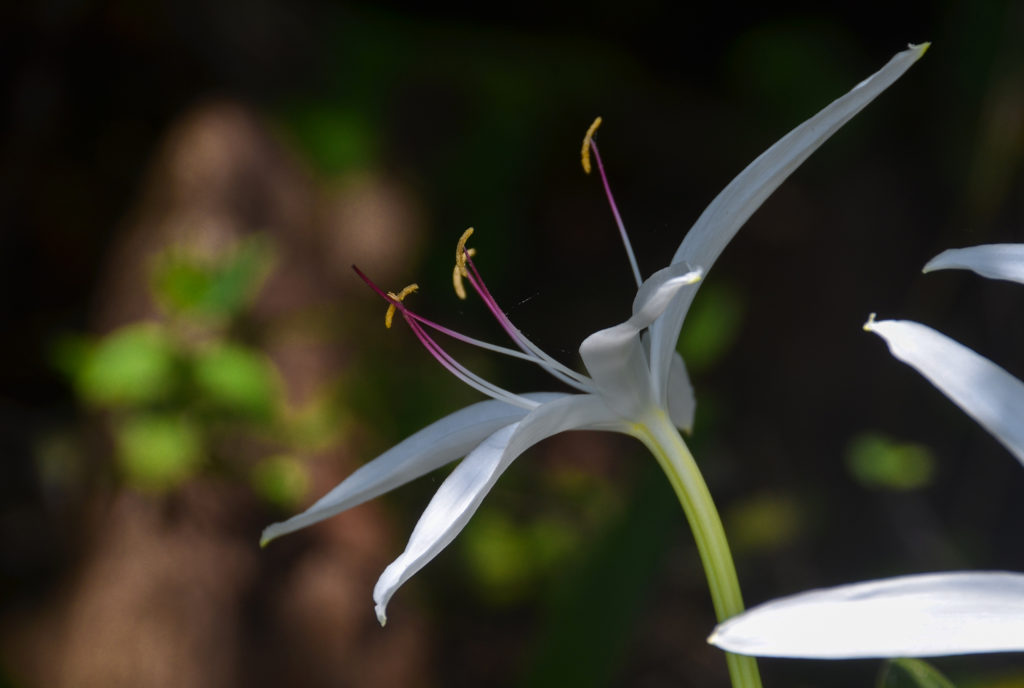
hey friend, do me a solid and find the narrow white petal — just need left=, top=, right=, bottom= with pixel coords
left=373, top=394, right=622, bottom=624
left=866, top=318, right=1024, bottom=467
left=709, top=571, right=1024, bottom=658
left=579, top=264, right=701, bottom=418
left=667, top=351, right=696, bottom=433
left=374, top=422, right=518, bottom=625
left=649, top=43, right=929, bottom=402
left=260, top=393, right=565, bottom=545
left=924, top=244, right=1024, bottom=285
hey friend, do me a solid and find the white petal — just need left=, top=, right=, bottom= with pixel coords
left=373, top=422, right=518, bottom=625
left=260, top=393, right=565, bottom=545
left=579, top=265, right=701, bottom=419
left=649, top=43, right=929, bottom=403
left=924, top=244, right=1024, bottom=285
left=373, top=394, right=622, bottom=624
left=709, top=571, right=1024, bottom=658
left=667, top=351, right=696, bottom=433
left=866, top=318, right=1024, bottom=467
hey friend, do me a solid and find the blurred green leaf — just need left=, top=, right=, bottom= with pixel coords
left=677, top=281, right=744, bottom=372
left=280, top=106, right=377, bottom=175
left=846, top=432, right=936, bottom=491
left=251, top=454, right=309, bottom=509
left=520, top=463, right=677, bottom=688
left=462, top=509, right=576, bottom=606
left=151, top=235, right=272, bottom=320
left=74, top=323, right=177, bottom=407
left=725, top=491, right=803, bottom=553
left=193, top=343, right=278, bottom=420
left=115, top=413, right=203, bottom=491
left=880, top=658, right=955, bottom=688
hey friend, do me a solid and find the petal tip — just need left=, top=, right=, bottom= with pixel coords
left=863, top=312, right=878, bottom=332
left=375, top=604, right=388, bottom=627
left=259, top=525, right=281, bottom=548
left=910, top=41, right=931, bottom=58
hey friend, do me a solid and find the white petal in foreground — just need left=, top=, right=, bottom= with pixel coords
left=709, top=571, right=1024, bottom=658
left=649, top=43, right=929, bottom=403
left=261, top=394, right=564, bottom=545
left=373, top=393, right=621, bottom=624
left=866, top=318, right=1024, bottom=467
left=924, top=244, right=1024, bottom=285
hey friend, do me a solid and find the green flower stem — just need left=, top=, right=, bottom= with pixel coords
left=634, top=409, right=763, bottom=688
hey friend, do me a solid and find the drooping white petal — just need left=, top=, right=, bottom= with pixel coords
left=708, top=571, right=1024, bottom=658
left=649, top=43, right=930, bottom=404
left=579, top=264, right=701, bottom=419
left=924, top=244, right=1024, bottom=285
left=260, top=393, right=565, bottom=545
left=373, top=393, right=622, bottom=624
left=667, top=351, right=696, bottom=433
left=866, top=318, right=1024, bottom=467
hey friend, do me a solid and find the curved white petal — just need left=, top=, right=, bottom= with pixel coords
left=924, top=244, right=1024, bottom=285
left=709, top=571, right=1024, bottom=658
left=373, top=393, right=622, bottom=624
left=579, top=264, right=701, bottom=418
left=261, top=393, right=565, bottom=545
left=649, top=43, right=930, bottom=403
left=866, top=318, right=1024, bottom=467
left=667, top=351, right=696, bottom=433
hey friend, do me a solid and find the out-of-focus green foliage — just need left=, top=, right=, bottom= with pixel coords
left=461, top=464, right=621, bottom=607
left=193, top=343, right=279, bottom=422
left=461, top=510, right=575, bottom=606
left=251, top=454, right=310, bottom=509
left=115, top=413, right=203, bottom=491
left=879, top=658, right=956, bottom=688
left=677, top=281, right=745, bottom=373
left=846, top=432, right=937, bottom=491
left=62, top=323, right=177, bottom=407
left=151, top=235, right=273, bottom=321
left=54, top=233, right=311, bottom=498
left=725, top=491, right=803, bottom=553
left=519, top=463, right=679, bottom=688
left=282, top=106, right=378, bottom=176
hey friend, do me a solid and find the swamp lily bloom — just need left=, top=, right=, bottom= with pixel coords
left=709, top=245, right=1024, bottom=659
left=262, top=43, right=928, bottom=627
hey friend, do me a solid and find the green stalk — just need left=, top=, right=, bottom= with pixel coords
left=633, top=408, right=763, bottom=688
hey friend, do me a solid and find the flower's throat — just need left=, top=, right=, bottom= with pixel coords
left=351, top=118, right=644, bottom=410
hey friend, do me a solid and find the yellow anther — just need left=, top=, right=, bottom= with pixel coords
left=384, top=283, right=419, bottom=328
left=453, top=228, right=476, bottom=300
left=581, top=116, right=602, bottom=174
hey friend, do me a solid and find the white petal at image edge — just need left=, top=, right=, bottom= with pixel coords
left=709, top=571, right=1024, bottom=658
left=924, top=244, right=1024, bottom=285
left=865, top=318, right=1024, bottom=468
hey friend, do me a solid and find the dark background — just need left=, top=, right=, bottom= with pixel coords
left=2, top=1, right=1024, bottom=686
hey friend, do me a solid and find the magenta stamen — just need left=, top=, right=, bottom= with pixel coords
left=352, top=265, right=540, bottom=407
left=352, top=265, right=398, bottom=304
left=589, top=140, right=643, bottom=288
left=352, top=260, right=593, bottom=398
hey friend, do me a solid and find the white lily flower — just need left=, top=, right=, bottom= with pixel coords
left=262, top=43, right=928, bottom=627
left=709, top=571, right=1024, bottom=658
left=709, top=247, right=1024, bottom=660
